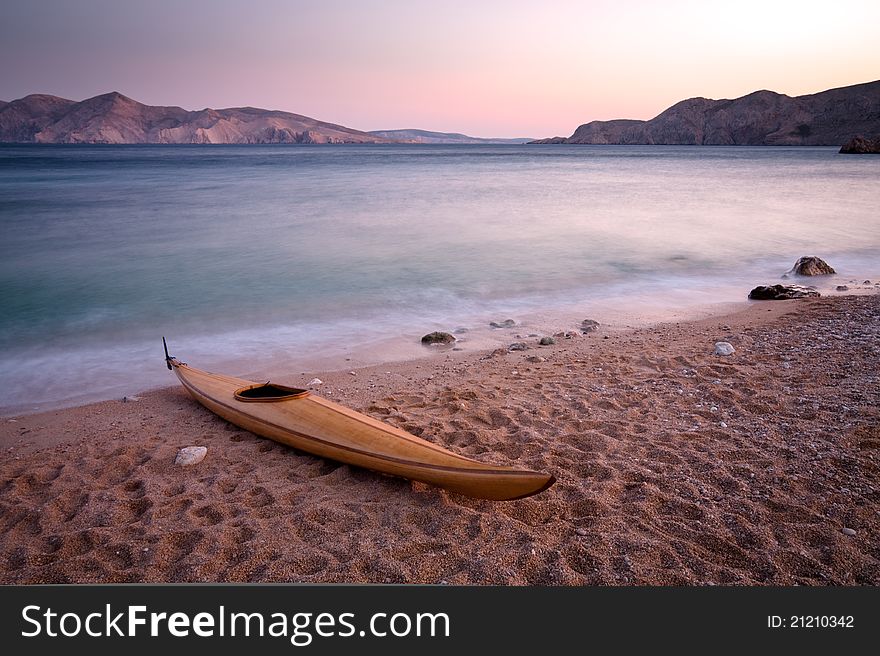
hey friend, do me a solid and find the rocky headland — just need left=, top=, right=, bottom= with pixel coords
left=531, top=80, right=880, bottom=146
left=840, top=136, right=880, bottom=154
left=0, top=92, right=396, bottom=144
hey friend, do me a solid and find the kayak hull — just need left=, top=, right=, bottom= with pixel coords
left=169, top=360, right=555, bottom=500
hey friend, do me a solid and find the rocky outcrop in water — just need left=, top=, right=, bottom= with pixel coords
left=839, top=136, right=880, bottom=153
left=529, top=80, right=880, bottom=146
left=788, top=256, right=836, bottom=276
left=748, top=285, right=821, bottom=300
left=0, top=92, right=395, bottom=144
left=421, top=331, right=456, bottom=345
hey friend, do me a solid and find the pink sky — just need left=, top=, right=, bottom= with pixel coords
left=1, top=0, right=878, bottom=137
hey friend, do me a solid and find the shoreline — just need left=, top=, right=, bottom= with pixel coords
left=0, top=295, right=760, bottom=419
left=1, top=292, right=877, bottom=584
left=5, top=270, right=878, bottom=418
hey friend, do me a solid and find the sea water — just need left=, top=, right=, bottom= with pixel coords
left=1, top=144, right=878, bottom=413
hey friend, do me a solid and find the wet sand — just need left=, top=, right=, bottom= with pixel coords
left=1, top=294, right=878, bottom=584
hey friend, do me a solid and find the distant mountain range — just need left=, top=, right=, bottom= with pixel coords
left=368, top=129, right=533, bottom=144
left=3, top=81, right=877, bottom=146
left=0, top=92, right=532, bottom=145
left=530, top=80, right=880, bottom=145
left=0, top=92, right=393, bottom=144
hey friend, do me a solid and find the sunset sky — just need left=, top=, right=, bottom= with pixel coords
left=2, top=0, right=878, bottom=137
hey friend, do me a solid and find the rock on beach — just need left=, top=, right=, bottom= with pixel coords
left=749, top=284, right=821, bottom=300
left=175, top=446, right=207, bottom=466
left=788, top=256, right=835, bottom=276
left=714, top=342, right=735, bottom=356
left=421, top=331, right=455, bottom=345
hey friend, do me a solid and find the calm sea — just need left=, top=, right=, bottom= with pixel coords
left=1, top=144, right=878, bottom=413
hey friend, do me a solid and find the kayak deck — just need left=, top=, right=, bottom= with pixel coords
left=169, top=359, right=555, bottom=500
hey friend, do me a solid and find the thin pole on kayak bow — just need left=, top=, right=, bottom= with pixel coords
left=163, top=336, right=173, bottom=370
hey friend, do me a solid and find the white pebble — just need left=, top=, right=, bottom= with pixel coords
left=714, top=342, right=735, bottom=356
left=175, top=446, right=207, bottom=466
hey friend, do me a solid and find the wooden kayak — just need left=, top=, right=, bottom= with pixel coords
left=164, top=342, right=555, bottom=500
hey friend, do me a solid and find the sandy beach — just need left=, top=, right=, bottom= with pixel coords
left=1, top=293, right=878, bottom=585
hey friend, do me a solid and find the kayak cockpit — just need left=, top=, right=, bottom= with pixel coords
left=233, top=382, right=310, bottom=402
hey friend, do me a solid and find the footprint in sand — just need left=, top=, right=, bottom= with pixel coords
left=156, top=529, right=204, bottom=563
left=192, top=504, right=224, bottom=526
left=102, top=542, right=135, bottom=570
left=163, top=482, right=186, bottom=497
left=123, top=478, right=147, bottom=498
left=245, top=486, right=275, bottom=508
left=217, top=478, right=238, bottom=494
left=46, top=490, right=90, bottom=523
left=115, top=497, right=153, bottom=524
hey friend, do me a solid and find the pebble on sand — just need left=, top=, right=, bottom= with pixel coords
left=539, top=336, right=556, bottom=346
left=714, top=342, right=736, bottom=356
left=508, top=342, right=529, bottom=351
left=836, top=285, right=849, bottom=291
left=842, top=527, right=857, bottom=536
left=580, top=319, right=600, bottom=333
left=307, top=378, right=323, bottom=386
left=175, top=446, right=207, bottom=466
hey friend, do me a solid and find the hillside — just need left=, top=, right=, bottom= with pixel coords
left=369, top=129, right=532, bottom=144
left=530, top=80, right=880, bottom=145
left=0, top=92, right=395, bottom=144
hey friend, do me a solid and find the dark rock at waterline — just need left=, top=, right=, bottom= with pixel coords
left=839, top=136, right=880, bottom=154
left=539, top=336, right=556, bottom=345
left=508, top=342, right=529, bottom=351
left=490, top=319, right=516, bottom=329
left=836, top=285, right=849, bottom=291
left=748, top=284, right=821, bottom=300
left=580, top=319, right=600, bottom=333
left=421, top=331, right=456, bottom=345
left=788, top=256, right=835, bottom=276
